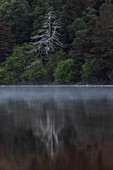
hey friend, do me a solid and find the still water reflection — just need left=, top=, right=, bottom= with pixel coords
left=0, top=87, right=113, bottom=170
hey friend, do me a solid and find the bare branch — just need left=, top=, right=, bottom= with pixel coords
left=30, top=12, right=64, bottom=62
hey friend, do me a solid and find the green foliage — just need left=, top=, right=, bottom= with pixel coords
left=0, top=13, right=14, bottom=63
left=81, top=58, right=103, bottom=83
left=54, top=59, right=79, bottom=83
left=108, top=70, right=113, bottom=83
left=0, top=0, right=113, bottom=84
left=20, top=61, right=48, bottom=83
left=47, top=49, right=66, bottom=82
left=0, top=67, right=5, bottom=81
left=0, top=0, right=33, bottom=44
left=82, top=7, right=97, bottom=23
left=69, top=7, right=97, bottom=47
left=69, top=7, right=97, bottom=70
left=0, top=43, right=34, bottom=84
left=33, top=6, right=45, bottom=34
left=86, top=3, right=113, bottom=81
left=69, top=17, right=86, bottom=44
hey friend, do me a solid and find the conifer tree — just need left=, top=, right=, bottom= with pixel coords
left=91, top=3, right=113, bottom=80
left=0, top=14, right=14, bottom=63
left=0, top=0, right=33, bottom=44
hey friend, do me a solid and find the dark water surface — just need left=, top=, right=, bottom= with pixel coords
left=0, top=87, right=113, bottom=170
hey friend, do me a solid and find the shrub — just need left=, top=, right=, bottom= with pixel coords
left=109, top=71, right=113, bottom=83
left=0, top=43, right=35, bottom=84
left=20, top=61, right=48, bottom=83
left=81, top=58, right=104, bottom=83
left=54, top=59, right=79, bottom=83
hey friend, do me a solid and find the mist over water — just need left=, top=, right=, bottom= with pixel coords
left=1, top=87, right=113, bottom=101
left=0, top=87, right=113, bottom=170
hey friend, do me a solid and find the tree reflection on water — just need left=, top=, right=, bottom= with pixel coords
left=0, top=87, right=113, bottom=170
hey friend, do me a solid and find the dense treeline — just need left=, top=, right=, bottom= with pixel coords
left=0, top=0, right=113, bottom=84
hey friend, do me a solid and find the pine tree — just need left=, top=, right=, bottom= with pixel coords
left=0, top=0, right=33, bottom=44
left=80, top=3, right=113, bottom=82
left=63, top=0, right=93, bottom=25
left=69, top=8, right=97, bottom=69
left=0, top=14, right=14, bottom=63
left=91, top=3, right=113, bottom=80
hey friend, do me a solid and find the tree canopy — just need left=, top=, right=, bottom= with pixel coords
left=0, top=0, right=113, bottom=84
left=0, top=13, right=14, bottom=63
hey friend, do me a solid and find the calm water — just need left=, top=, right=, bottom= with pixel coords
left=0, top=87, right=113, bottom=170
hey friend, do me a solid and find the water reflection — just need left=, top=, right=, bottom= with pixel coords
left=0, top=87, right=113, bottom=169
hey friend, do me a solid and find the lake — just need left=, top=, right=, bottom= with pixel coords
left=0, top=86, right=113, bottom=170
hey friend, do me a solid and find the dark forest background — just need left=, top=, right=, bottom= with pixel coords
left=0, top=0, right=113, bottom=84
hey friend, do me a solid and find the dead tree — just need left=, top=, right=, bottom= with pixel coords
left=31, top=12, right=63, bottom=62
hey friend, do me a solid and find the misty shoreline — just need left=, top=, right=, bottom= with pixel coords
left=1, top=85, right=113, bottom=88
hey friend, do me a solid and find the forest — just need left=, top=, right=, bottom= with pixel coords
left=0, top=0, right=113, bottom=84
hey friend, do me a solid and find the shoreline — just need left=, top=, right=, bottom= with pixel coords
left=1, top=85, right=113, bottom=88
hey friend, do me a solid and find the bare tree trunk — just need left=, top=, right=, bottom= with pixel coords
left=30, top=12, right=63, bottom=63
